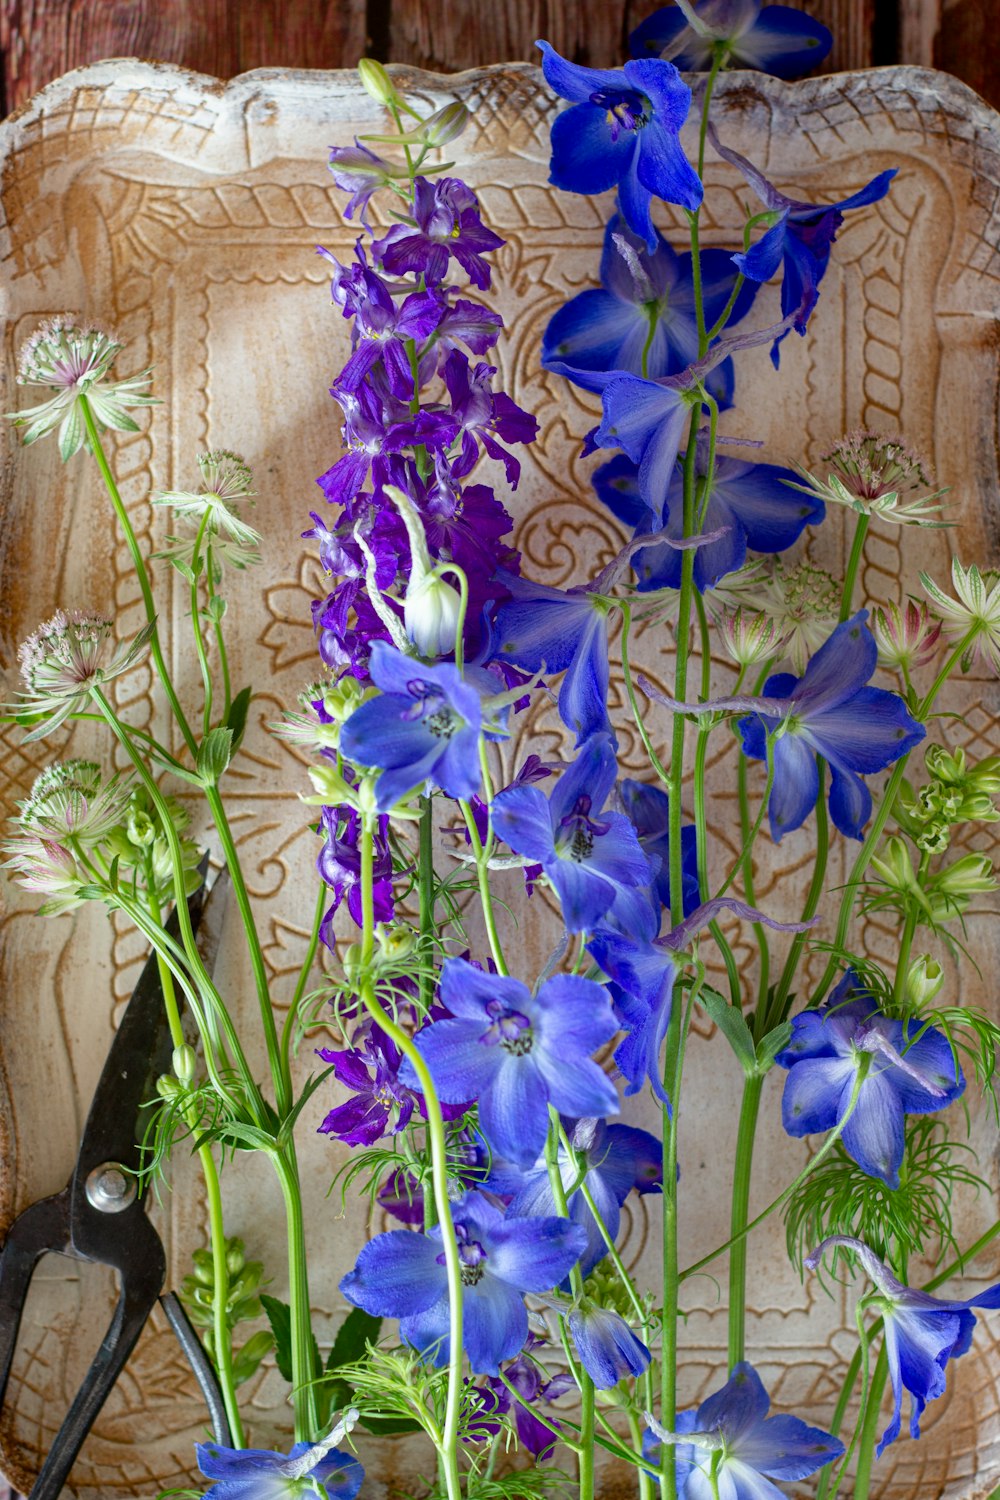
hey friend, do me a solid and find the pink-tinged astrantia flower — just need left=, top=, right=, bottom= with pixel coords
left=14, top=610, right=154, bottom=741
left=491, top=734, right=653, bottom=931
left=708, top=123, right=897, bottom=364
left=537, top=42, right=703, bottom=250
left=630, top=0, right=832, bottom=79
left=920, top=557, right=1000, bottom=676
left=872, top=599, right=942, bottom=674
left=400, top=957, right=619, bottom=1167
left=806, top=1235, right=1000, bottom=1456
left=775, top=970, right=965, bottom=1189
left=372, top=176, right=505, bottom=290
left=737, top=611, right=925, bottom=842
left=339, top=642, right=483, bottom=809
left=542, top=215, right=755, bottom=398
left=340, top=1190, right=588, bottom=1375
left=644, top=1361, right=843, bottom=1498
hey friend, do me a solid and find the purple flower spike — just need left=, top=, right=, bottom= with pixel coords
left=709, top=123, right=896, bottom=364
left=337, top=269, right=442, bottom=400
left=738, top=611, right=925, bottom=842
left=568, top=1303, right=651, bottom=1389
left=630, top=1, right=833, bottom=80
left=372, top=176, right=505, bottom=290
left=488, top=1116, right=662, bottom=1278
left=443, top=351, right=539, bottom=490
left=340, top=1191, right=588, bottom=1375
left=317, top=804, right=393, bottom=934
left=491, top=734, right=653, bottom=932
left=542, top=215, right=756, bottom=396
left=400, top=958, right=619, bottom=1167
left=339, top=642, right=483, bottom=810
left=196, top=1430, right=363, bottom=1499
left=537, top=41, right=703, bottom=249
left=775, top=971, right=965, bottom=1189
left=328, top=139, right=398, bottom=225
left=806, top=1235, right=1000, bottom=1456
left=645, top=1361, right=843, bottom=1497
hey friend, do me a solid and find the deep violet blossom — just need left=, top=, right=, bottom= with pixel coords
left=737, top=611, right=925, bottom=841
left=630, top=1, right=832, bottom=79
left=775, top=971, right=965, bottom=1189
left=486, top=1116, right=662, bottom=1277
left=568, top=1303, right=651, bottom=1389
left=541, top=215, right=754, bottom=399
left=537, top=42, right=703, bottom=248
left=316, top=804, right=393, bottom=938
left=327, top=141, right=400, bottom=226
left=339, top=642, right=483, bottom=809
left=491, top=733, right=653, bottom=931
left=644, top=1362, right=843, bottom=1498
left=400, top=957, right=619, bottom=1167
left=442, top=350, right=539, bottom=488
left=336, top=269, right=442, bottom=399
left=479, top=1335, right=575, bottom=1460
left=372, top=176, right=505, bottom=290
left=340, top=1191, right=588, bottom=1374
left=806, top=1235, right=1000, bottom=1455
left=709, top=124, right=897, bottom=363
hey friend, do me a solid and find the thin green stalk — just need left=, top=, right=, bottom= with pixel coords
left=546, top=1109, right=593, bottom=1500
left=693, top=592, right=740, bottom=1004
left=738, top=740, right=770, bottom=1015
left=279, top=878, right=327, bottom=1081
left=189, top=510, right=215, bottom=736
left=628, top=1408, right=656, bottom=1500
left=815, top=1348, right=862, bottom=1500
left=459, top=793, right=508, bottom=976
left=621, top=602, right=671, bottom=785
left=418, top=795, right=437, bottom=1011
left=849, top=1344, right=887, bottom=1500
left=204, top=543, right=232, bottom=717
left=359, top=812, right=464, bottom=1500
left=558, top=1124, right=647, bottom=1327
left=766, top=760, right=829, bottom=1032
left=78, top=395, right=198, bottom=759
left=839, top=515, right=871, bottom=622
left=273, top=1145, right=319, bottom=1442
left=726, top=1072, right=763, bottom=1367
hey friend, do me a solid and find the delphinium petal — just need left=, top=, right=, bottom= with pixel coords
left=630, top=1, right=832, bottom=79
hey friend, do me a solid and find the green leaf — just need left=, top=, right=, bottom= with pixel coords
left=225, top=686, right=253, bottom=753
left=168, top=761, right=209, bottom=787
left=327, top=1307, right=382, bottom=1373
left=698, top=988, right=755, bottom=1075
left=756, top=1020, right=793, bottom=1073
left=196, top=726, right=234, bottom=785
left=203, top=594, right=228, bottom=623
left=358, top=1413, right=424, bottom=1435
left=260, top=1294, right=294, bottom=1383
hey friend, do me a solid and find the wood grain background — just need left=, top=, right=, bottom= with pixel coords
left=0, top=0, right=999, bottom=114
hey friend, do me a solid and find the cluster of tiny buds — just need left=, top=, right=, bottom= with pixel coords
left=17, top=314, right=121, bottom=389
left=196, top=449, right=255, bottom=500
left=822, top=429, right=934, bottom=500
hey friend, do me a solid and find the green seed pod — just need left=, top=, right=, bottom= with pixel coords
left=358, top=58, right=399, bottom=107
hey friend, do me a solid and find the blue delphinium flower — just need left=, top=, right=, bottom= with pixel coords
left=491, top=733, right=653, bottom=931
left=775, top=971, right=965, bottom=1189
left=737, top=611, right=925, bottom=841
left=709, top=124, right=897, bottom=364
left=630, top=1, right=833, bottom=79
left=492, top=575, right=613, bottom=744
left=401, top=958, right=619, bottom=1167
left=196, top=1416, right=363, bottom=1499
left=537, top=42, right=703, bottom=249
left=807, top=1235, right=1000, bottom=1455
left=542, top=215, right=754, bottom=398
left=487, top=1116, right=663, bottom=1276
left=568, top=1302, right=651, bottom=1389
left=645, top=1361, right=844, bottom=1498
left=619, top=778, right=700, bottom=917
left=339, top=641, right=483, bottom=809
left=623, top=439, right=825, bottom=593
left=340, top=1190, right=588, bottom=1374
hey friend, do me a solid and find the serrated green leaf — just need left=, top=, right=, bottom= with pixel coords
left=260, top=1295, right=293, bottom=1382
left=698, top=989, right=755, bottom=1074
left=756, top=1020, right=793, bottom=1073
left=196, top=726, right=233, bottom=785
left=225, top=686, right=253, bottom=753
left=327, top=1307, right=382, bottom=1373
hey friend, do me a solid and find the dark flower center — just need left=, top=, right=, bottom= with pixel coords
left=480, top=998, right=534, bottom=1055
left=590, top=88, right=651, bottom=141
left=403, top=678, right=461, bottom=740
left=455, top=1228, right=489, bottom=1285
left=557, top=794, right=611, bottom=864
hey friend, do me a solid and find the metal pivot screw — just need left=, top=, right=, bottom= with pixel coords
left=85, top=1162, right=137, bottom=1213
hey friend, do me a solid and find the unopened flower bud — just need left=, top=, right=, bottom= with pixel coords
left=341, top=941, right=364, bottom=984
left=376, top=921, right=414, bottom=960
left=172, top=1043, right=196, bottom=1086
left=934, top=853, right=996, bottom=898
left=156, top=1074, right=184, bottom=1101
left=404, top=570, right=463, bottom=658
left=357, top=58, right=399, bottom=107
left=419, top=101, right=470, bottom=146
left=127, top=806, right=156, bottom=847
left=905, top=954, right=945, bottom=1007
left=226, top=1237, right=247, bottom=1277
left=870, top=835, right=918, bottom=894
left=716, top=606, right=787, bottom=667
left=872, top=599, right=941, bottom=672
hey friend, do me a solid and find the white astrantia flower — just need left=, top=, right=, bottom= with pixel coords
left=712, top=558, right=840, bottom=674
left=16, top=760, right=134, bottom=846
left=789, top=429, right=946, bottom=526
left=6, top=315, right=156, bottom=460
left=152, top=450, right=261, bottom=548
left=14, top=610, right=154, bottom=740
left=2, top=836, right=88, bottom=915
left=920, top=558, right=1000, bottom=674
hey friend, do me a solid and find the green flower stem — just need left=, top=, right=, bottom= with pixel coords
left=78, top=394, right=198, bottom=760
left=621, top=602, right=671, bottom=785
left=765, top=759, right=829, bottom=1033
left=726, top=1071, right=764, bottom=1367
left=705, top=273, right=747, bottom=344
left=546, top=1108, right=593, bottom=1500
left=693, top=594, right=740, bottom=1004
left=839, top=515, right=871, bottom=622
left=558, top=1124, right=646, bottom=1328
left=89, top=686, right=260, bottom=1111
left=852, top=1344, right=889, bottom=1500
left=680, top=1056, right=872, bottom=1284
left=279, top=878, right=327, bottom=1084
left=60, top=712, right=189, bottom=773
left=892, top=853, right=927, bottom=1008
left=189, top=510, right=215, bottom=736
left=459, top=792, right=509, bottom=977
left=272, top=1144, right=319, bottom=1442
left=204, top=543, right=232, bottom=717
left=628, top=1408, right=656, bottom=1500
left=418, top=794, right=438, bottom=1012
left=202, top=782, right=289, bottom=1116
left=359, top=812, right=464, bottom=1500
left=737, top=743, right=770, bottom=1015
left=815, top=1347, right=863, bottom=1500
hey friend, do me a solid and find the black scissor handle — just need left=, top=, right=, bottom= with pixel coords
left=0, top=1191, right=71, bottom=1417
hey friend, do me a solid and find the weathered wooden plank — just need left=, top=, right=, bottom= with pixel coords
left=934, top=0, right=1000, bottom=109
left=0, top=0, right=368, bottom=112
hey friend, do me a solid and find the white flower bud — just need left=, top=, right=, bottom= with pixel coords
left=404, top=570, right=463, bottom=658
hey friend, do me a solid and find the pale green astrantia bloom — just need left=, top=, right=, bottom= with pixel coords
left=6, top=315, right=156, bottom=460
left=153, top=450, right=261, bottom=549
left=14, top=610, right=154, bottom=740
left=921, top=558, right=1000, bottom=674
left=790, top=429, right=946, bottom=527
left=15, top=759, right=134, bottom=846
left=712, top=557, right=839, bottom=674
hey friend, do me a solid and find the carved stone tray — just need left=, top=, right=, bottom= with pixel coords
left=1, top=57, right=1000, bottom=1500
